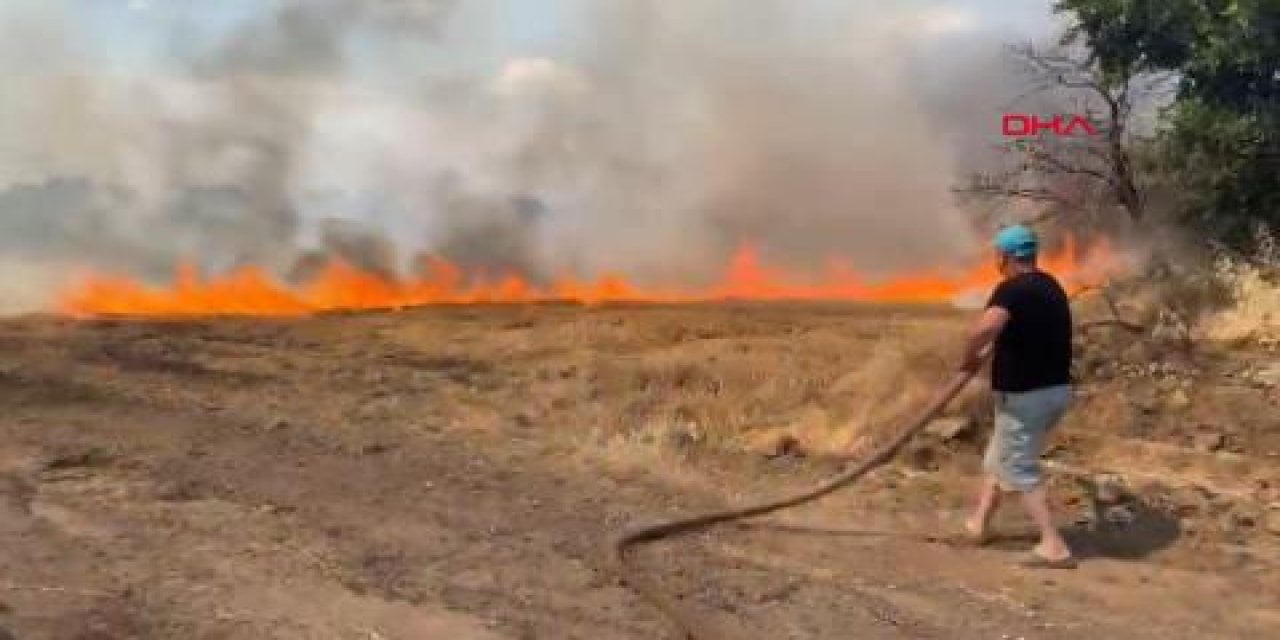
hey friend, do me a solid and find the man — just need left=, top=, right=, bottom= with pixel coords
left=959, top=224, right=1075, bottom=568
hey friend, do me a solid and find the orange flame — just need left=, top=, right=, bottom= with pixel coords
left=57, top=237, right=1117, bottom=317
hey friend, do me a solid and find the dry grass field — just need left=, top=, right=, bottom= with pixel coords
left=0, top=302, right=1275, bottom=639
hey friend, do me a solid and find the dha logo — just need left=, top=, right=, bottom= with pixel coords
left=1002, top=113, right=1103, bottom=138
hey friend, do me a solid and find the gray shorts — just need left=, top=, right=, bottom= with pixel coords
left=984, top=385, right=1072, bottom=492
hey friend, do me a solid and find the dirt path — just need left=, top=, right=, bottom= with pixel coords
left=0, top=307, right=1274, bottom=639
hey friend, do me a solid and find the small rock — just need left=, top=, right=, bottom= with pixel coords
left=767, top=434, right=801, bottom=459
left=1192, top=429, right=1226, bottom=453
left=361, top=442, right=394, bottom=455
left=1129, top=392, right=1159, bottom=415
left=1207, top=491, right=1235, bottom=516
left=1253, top=364, right=1280, bottom=388
left=1180, top=517, right=1198, bottom=534
left=756, top=581, right=801, bottom=603
left=1165, top=389, right=1191, bottom=411
left=155, top=479, right=204, bottom=502
left=926, top=417, right=973, bottom=441
left=1174, top=497, right=1202, bottom=519
left=1073, top=508, right=1097, bottom=529
left=1265, top=509, right=1280, bottom=536
left=1120, top=341, right=1150, bottom=365
left=1104, top=504, right=1136, bottom=526
left=1230, top=508, right=1259, bottom=530
left=43, top=447, right=113, bottom=471
left=1093, top=474, right=1127, bottom=505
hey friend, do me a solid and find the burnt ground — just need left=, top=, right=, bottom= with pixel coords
left=0, top=304, right=1275, bottom=639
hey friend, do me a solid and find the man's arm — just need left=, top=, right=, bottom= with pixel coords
left=960, top=306, right=1009, bottom=372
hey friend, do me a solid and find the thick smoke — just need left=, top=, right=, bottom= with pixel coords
left=0, top=0, right=1039, bottom=310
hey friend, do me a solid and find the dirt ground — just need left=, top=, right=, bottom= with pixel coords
left=0, top=303, right=1275, bottom=639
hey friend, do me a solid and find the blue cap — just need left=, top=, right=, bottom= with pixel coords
left=994, top=225, right=1038, bottom=258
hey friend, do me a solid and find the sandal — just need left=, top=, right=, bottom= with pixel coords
left=1019, top=551, right=1078, bottom=569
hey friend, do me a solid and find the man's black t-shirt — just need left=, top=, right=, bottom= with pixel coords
left=986, top=271, right=1073, bottom=393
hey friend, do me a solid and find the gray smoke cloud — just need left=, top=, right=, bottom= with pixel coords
left=0, top=0, right=1047, bottom=311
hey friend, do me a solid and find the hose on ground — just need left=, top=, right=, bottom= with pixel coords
left=611, top=368, right=979, bottom=640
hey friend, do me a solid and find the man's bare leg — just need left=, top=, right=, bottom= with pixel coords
left=965, top=476, right=1003, bottom=539
left=1019, top=485, right=1071, bottom=560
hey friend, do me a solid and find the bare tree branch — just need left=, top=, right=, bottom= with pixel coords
left=989, top=41, right=1150, bottom=223
left=953, top=184, right=1079, bottom=206
left=1028, top=149, right=1117, bottom=184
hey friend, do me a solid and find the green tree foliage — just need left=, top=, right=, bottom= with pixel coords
left=1055, top=0, right=1279, bottom=248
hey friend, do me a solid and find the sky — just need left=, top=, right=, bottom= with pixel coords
left=74, top=0, right=1058, bottom=76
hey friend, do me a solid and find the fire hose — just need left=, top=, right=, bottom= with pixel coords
left=611, top=367, right=979, bottom=640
